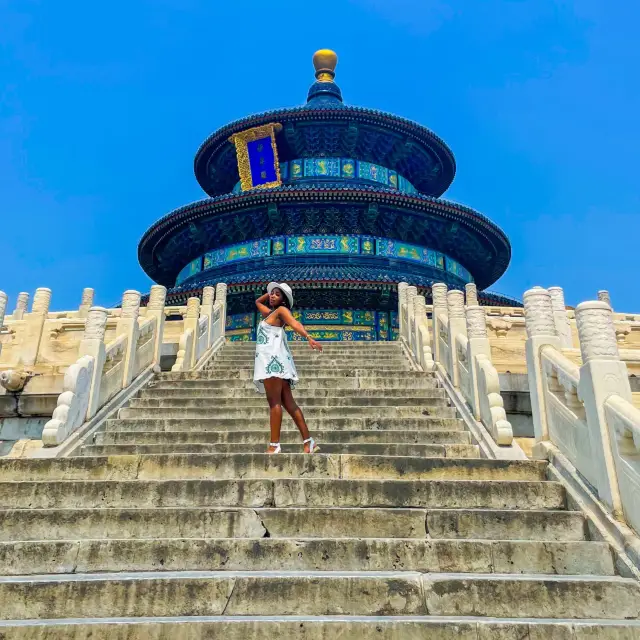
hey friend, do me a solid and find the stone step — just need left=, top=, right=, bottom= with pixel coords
left=211, top=358, right=408, bottom=368
left=161, top=370, right=429, bottom=381
left=0, top=538, right=615, bottom=576
left=79, top=443, right=480, bottom=458
left=148, top=377, right=438, bottom=390
left=118, top=406, right=458, bottom=420
left=127, top=396, right=450, bottom=409
left=0, top=507, right=588, bottom=542
left=0, top=455, right=547, bottom=483
left=0, top=479, right=566, bottom=509
left=211, top=364, right=411, bottom=373
left=95, top=429, right=472, bottom=445
left=104, top=416, right=466, bottom=432
left=138, top=387, right=445, bottom=400
left=0, top=572, right=637, bottom=619
left=3, top=617, right=638, bottom=640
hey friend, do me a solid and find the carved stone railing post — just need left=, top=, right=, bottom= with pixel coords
left=78, top=288, right=95, bottom=318
left=146, top=285, right=167, bottom=367
left=201, top=286, right=216, bottom=348
left=20, top=287, right=51, bottom=366
left=185, top=296, right=201, bottom=367
left=215, top=283, right=228, bottom=340
left=465, top=305, right=490, bottom=419
left=446, top=290, right=467, bottom=388
left=576, top=301, right=630, bottom=516
left=0, top=291, right=7, bottom=358
left=524, top=287, right=561, bottom=444
left=215, top=282, right=227, bottom=314
left=398, top=282, right=409, bottom=341
left=406, top=286, right=418, bottom=356
left=597, top=290, right=612, bottom=308
left=413, top=294, right=434, bottom=371
left=79, top=306, right=108, bottom=420
left=431, top=283, right=448, bottom=365
left=548, top=286, right=572, bottom=348
left=116, top=290, right=141, bottom=387
left=12, top=292, right=29, bottom=321
left=465, top=283, right=479, bottom=307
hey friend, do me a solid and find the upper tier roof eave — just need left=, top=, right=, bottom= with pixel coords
left=193, top=103, right=457, bottom=198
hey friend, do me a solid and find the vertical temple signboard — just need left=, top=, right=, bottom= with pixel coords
left=229, top=123, right=283, bottom=191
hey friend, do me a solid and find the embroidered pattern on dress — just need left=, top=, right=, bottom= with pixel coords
left=266, top=356, right=285, bottom=375
left=256, top=325, right=270, bottom=345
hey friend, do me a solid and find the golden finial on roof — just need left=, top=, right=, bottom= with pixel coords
left=313, top=49, right=338, bottom=83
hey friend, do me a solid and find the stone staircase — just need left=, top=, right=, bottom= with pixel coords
left=0, top=341, right=639, bottom=638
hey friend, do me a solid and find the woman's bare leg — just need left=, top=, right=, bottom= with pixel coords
left=263, top=377, right=284, bottom=453
left=281, top=381, right=313, bottom=451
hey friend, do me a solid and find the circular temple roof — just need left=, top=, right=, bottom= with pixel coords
left=139, top=50, right=514, bottom=300
left=138, top=185, right=511, bottom=291
left=193, top=52, right=456, bottom=198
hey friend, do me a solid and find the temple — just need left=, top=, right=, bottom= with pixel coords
left=138, top=50, right=520, bottom=341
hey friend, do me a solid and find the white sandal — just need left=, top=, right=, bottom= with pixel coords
left=303, top=437, right=320, bottom=454
left=267, top=442, right=281, bottom=454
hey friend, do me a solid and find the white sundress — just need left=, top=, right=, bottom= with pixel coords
left=253, top=316, right=299, bottom=394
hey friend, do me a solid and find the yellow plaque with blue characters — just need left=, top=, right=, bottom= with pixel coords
left=229, top=123, right=283, bottom=191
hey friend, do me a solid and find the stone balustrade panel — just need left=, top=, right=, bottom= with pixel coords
left=98, top=335, right=128, bottom=408
left=133, top=316, right=158, bottom=379
left=455, top=333, right=473, bottom=406
left=604, top=394, right=640, bottom=535
left=540, top=346, right=597, bottom=487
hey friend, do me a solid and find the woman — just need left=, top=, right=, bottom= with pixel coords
left=254, top=282, right=323, bottom=454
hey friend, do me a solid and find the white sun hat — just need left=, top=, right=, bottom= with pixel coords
left=267, top=282, right=294, bottom=308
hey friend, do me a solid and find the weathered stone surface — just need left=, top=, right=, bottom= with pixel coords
left=0, top=479, right=274, bottom=509
left=339, top=456, right=546, bottom=481
left=0, top=539, right=616, bottom=576
left=96, top=428, right=472, bottom=445
left=1, top=620, right=639, bottom=640
left=222, top=574, right=426, bottom=616
left=0, top=574, right=235, bottom=619
left=3, top=339, right=636, bottom=631
left=272, top=479, right=566, bottom=509
left=422, top=575, right=640, bottom=618
left=426, top=508, right=588, bottom=541
left=104, top=416, right=465, bottom=432
left=119, top=406, right=459, bottom=420
left=0, top=507, right=268, bottom=541
left=80, top=442, right=480, bottom=458
left=256, top=508, right=427, bottom=538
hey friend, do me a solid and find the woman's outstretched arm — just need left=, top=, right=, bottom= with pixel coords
left=279, top=308, right=323, bottom=351
left=256, top=293, right=271, bottom=317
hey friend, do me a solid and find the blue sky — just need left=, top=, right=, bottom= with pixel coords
left=1, top=0, right=638, bottom=311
